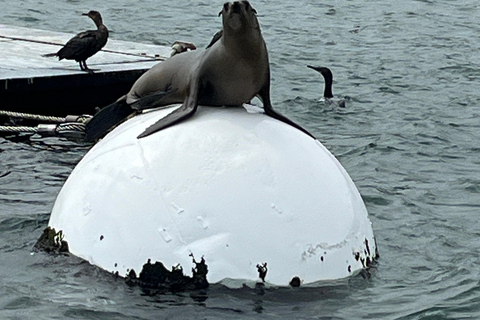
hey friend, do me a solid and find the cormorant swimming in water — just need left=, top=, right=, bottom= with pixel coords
left=307, top=65, right=346, bottom=108
left=43, top=10, right=108, bottom=72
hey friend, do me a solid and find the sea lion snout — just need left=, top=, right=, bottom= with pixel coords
left=231, top=1, right=242, bottom=12
left=220, top=1, right=257, bottom=16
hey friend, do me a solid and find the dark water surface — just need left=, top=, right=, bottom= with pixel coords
left=1, top=0, right=480, bottom=319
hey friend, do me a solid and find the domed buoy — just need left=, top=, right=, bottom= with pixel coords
left=48, top=105, right=377, bottom=286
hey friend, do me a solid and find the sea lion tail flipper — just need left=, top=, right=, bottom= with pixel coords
left=84, top=98, right=135, bottom=142
left=137, top=101, right=197, bottom=139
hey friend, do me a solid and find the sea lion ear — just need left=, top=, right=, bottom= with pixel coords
left=220, top=2, right=229, bottom=16
left=243, top=0, right=257, bottom=14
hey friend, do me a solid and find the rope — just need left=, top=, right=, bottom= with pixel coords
left=0, top=109, right=92, bottom=139
left=0, top=110, right=92, bottom=124
left=0, top=110, right=66, bottom=123
left=0, top=122, right=87, bottom=139
left=0, top=126, right=38, bottom=133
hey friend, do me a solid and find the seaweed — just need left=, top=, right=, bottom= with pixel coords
left=125, top=254, right=209, bottom=295
left=33, top=226, right=69, bottom=254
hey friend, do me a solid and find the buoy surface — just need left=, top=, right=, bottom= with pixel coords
left=49, top=105, right=377, bottom=286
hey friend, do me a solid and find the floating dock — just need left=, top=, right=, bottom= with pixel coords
left=0, top=24, right=172, bottom=116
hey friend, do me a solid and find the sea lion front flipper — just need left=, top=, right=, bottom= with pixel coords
left=84, top=97, right=135, bottom=142
left=137, top=73, right=200, bottom=138
left=137, top=99, right=198, bottom=139
left=259, top=83, right=316, bottom=139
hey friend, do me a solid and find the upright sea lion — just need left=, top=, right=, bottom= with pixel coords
left=84, top=1, right=314, bottom=141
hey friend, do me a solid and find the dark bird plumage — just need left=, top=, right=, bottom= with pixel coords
left=43, top=10, right=108, bottom=72
left=307, top=65, right=345, bottom=108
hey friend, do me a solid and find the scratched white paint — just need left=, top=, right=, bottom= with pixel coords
left=49, top=105, right=377, bottom=286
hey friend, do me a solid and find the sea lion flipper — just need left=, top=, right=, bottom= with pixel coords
left=206, top=30, right=223, bottom=48
left=138, top=74, right=200, bottom=139
left=84, top=98, right=135, bottom=142
left=259, top=84, right=316, bottom=139
left=84, top=88, right=180, bottom=142
left=137, top=102, right=197, bottom=139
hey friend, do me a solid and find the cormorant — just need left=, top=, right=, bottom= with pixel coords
left=307, top=65, right=346, bottom=108
left=43, top=10, right=108, bottom=72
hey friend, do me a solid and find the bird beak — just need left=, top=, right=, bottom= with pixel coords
left=82, top=13, right=89, bottom=16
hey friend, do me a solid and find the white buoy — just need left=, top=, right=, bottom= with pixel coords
left=49, top=105, right=377, bottom=286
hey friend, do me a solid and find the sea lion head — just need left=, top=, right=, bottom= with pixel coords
left=219, top=1, right=259, bottom=33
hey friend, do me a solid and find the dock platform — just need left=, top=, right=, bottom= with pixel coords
left=0, top=24, right=172, bottom=116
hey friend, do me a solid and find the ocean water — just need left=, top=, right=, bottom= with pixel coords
left=1, top=0, right=480, bottom=319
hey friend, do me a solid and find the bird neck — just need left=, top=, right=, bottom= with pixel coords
left=93, top=17, right=104, bottom=29
left=323, top=84, right=333, bottom=99
left=322, top=73, right=334, bottom=98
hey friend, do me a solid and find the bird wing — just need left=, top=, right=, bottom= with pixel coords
left=57, top=30, right=98, bottom=60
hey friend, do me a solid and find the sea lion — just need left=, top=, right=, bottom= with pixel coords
left=84, top=1, right=314, bottom=141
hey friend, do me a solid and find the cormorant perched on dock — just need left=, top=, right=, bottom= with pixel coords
left=307, top=65, right=346, bottom=107
left=43, top=10, right=108, bottom=72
